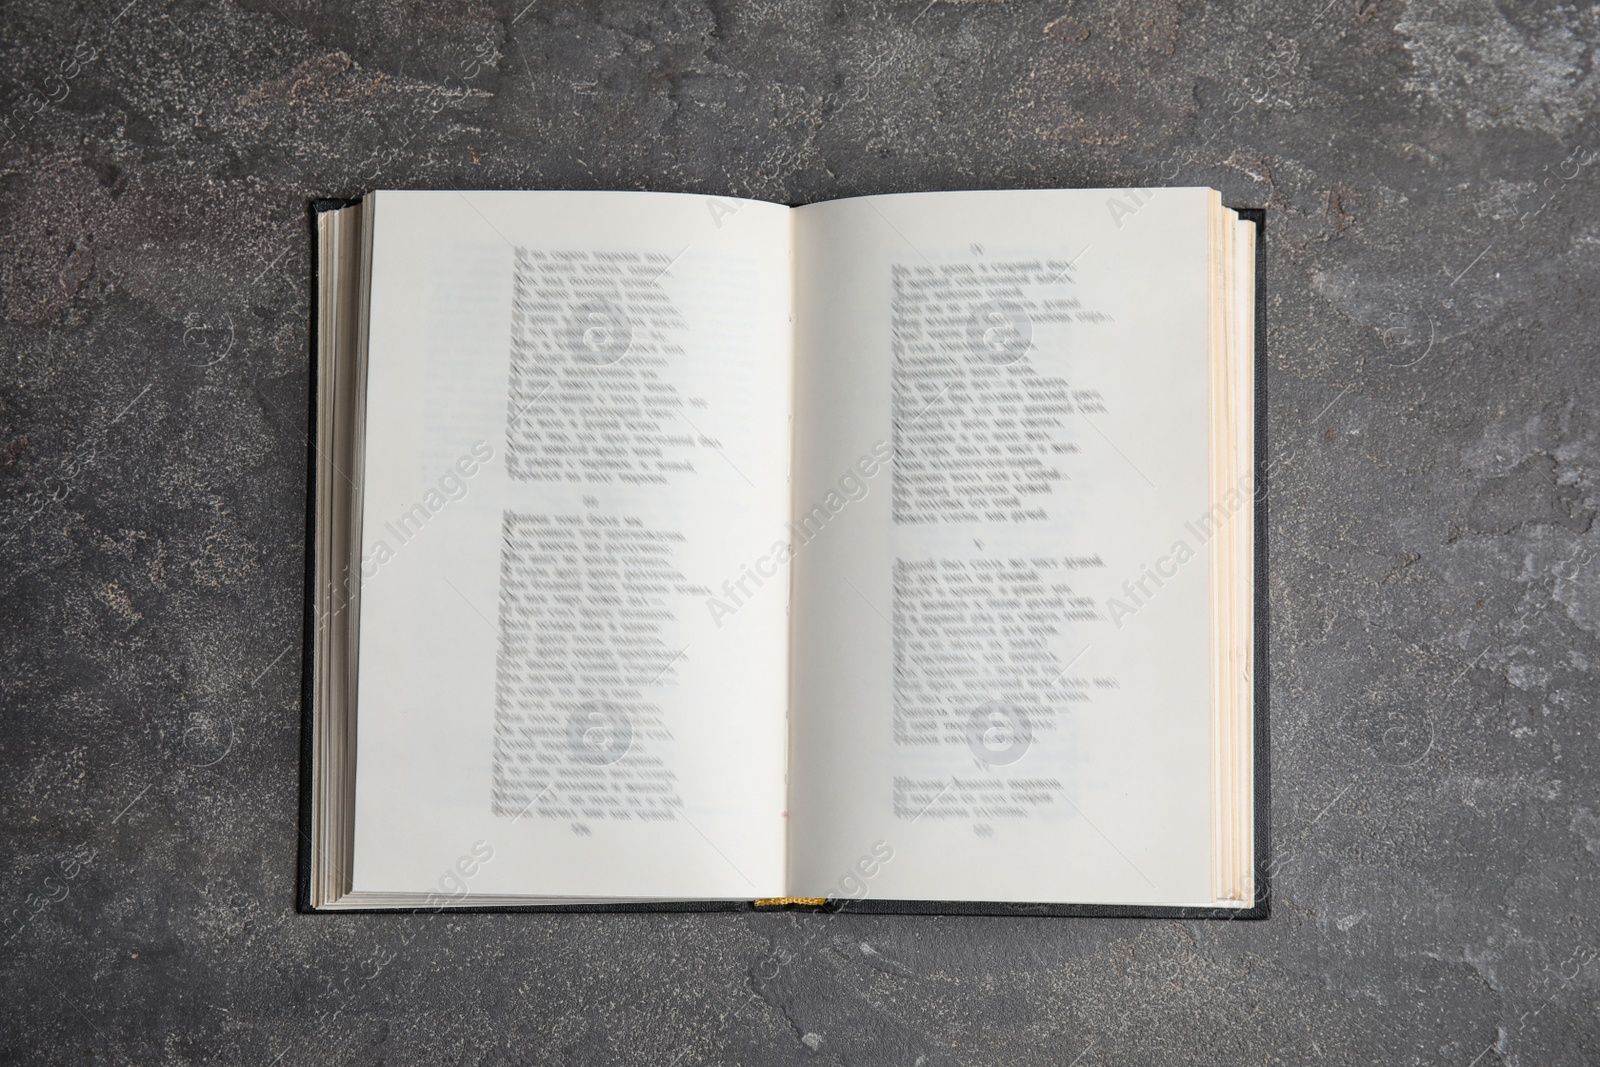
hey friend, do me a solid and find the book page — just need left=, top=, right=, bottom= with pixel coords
left=788, top=188, right=1219, bottom=905
left=350, top=191, right=793, bottom=900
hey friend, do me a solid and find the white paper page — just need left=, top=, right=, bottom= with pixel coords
left=788, top=188, right=1217, bottom=904
left=351, top=190, right=793, bottom=900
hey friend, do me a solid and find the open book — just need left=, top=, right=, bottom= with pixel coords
left=307, top=188, right=1262, bottom=915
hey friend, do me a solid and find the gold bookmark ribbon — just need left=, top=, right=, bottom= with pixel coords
left=753, top=897, right=827, bottom=907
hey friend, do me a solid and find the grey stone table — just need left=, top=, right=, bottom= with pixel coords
left=3, top=0, right=1598, bottom=1063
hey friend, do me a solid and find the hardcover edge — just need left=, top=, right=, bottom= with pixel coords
left=295, top=200, right=1270, bottom=920
left=297, top=197, right=364, bottom=914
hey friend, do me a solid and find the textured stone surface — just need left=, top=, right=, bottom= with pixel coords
left=3, top=0, right=1600, bottom=1063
